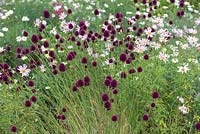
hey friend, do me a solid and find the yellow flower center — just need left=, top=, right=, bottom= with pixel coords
left=21, top=69, right=26, bottom=73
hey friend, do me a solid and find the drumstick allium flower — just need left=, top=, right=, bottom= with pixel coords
left=10, top=125, right=17, bottom=132
left=195, top=122, right=200, bottom=130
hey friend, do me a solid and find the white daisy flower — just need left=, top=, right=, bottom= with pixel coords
left=177, top=64, right=190, bottom=74
left=50, top=27, right=57, bottom=35
left=158, top=51, right=170, bottom=63
left=2, top=27, right=8, bottom=32
left=40, top=65, right=46, bottom=72
left=34, top=18, right=41, bottom=27
left=22, top=16, right=30, bottom=21
left=172, top=58, right=178, bottom=63
left=0, top=47, right=5, bottom=54
left=177, top=96, right=184, bottom=103
left=59, top=12, right=67, bottom=20
left=0, top=32, right=4, bottom=37
left=178, top=105, right=188, bottom=114
left=21, top=36, right=27, bottom=41
left=18, top=64, right=31, bottom=77
left=135, top=45, right=147, bottom=53
left=144, top=27, right=154, bottom=38
left=16, top=36, right=22, bottom=42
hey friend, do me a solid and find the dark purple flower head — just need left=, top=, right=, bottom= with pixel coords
left=138, top=28, right=143, bottom=33
left=68, top=23, right=74, bottom=29
left=30, top=64, right=36, bottom=69
left=40, top=24, right=46, bottom=30
left=52, top=64, right=56, bottom=69
left=11, top=125, right=17, bottom=132
left=104, top=79, right=111, bottom=86
left=126, top=59, right=132, bottom=64
left=84, top=76, right=90, bottom=83
left=16, top=47, right=22, bottom=53
left=152, top=0, right=157, bottom=5
left=101, top=93, right=109, bottom=101
left=133, top=26, right=137, bottom=30
left=110, top=79, right=118, bottom=88
left=67, top=54, right=74, bottom=61
left=76, top=41, right=81, bottom=46
left=92, top=61, right=97, bottom=67
left=113, top=89, right=118, bottom=94
left=30, top=45, right=36, bottom=52
left=137, top=67, right=143, bottom=73
left=71, top=36, right=76, bottom=42
left=103, top=30, right=110, bottom=38
left=43, top=9, right=50, bottom=18
left=44, top=40, right=49, bottom=48
left=31, top=96, right=37, bottom=102
left=170, top=0, right=175, bottom=3
left=148, top=13, right=152, bottom=18
left=31, top=34, right=39, bottom=43
left=121, top=72, right=127, bottom=78
left=143, top=114, right=149, bottom=121
left=133, top=0, right=138, bottom=3
left=3, top=63, right=9, bottom=70
left=177, top=11, right=181, bottom=17
left=81, top=57, right=88, bottom=64
left=6, top=45, right=11, bottom=51
left=67, top=9, right=72, bottom=14
left=24, top=100, right=32, bottom=107
left=32, top=89, right=36, bottom=93
left=109, top=58, right=113, bottom=63
left=60, top=38, right=64, bottom=43
left=110, top=98, right=114, bottom=103
left=117, top=18, right=122, bottom=22
left=135, top=14, right=140, bottom=19
left=112, top=115, right=118, bottom=121
left=55, top=34, right=60, bottom=39
left=30, top=59, right=34, bottom=64
left=128, top=44, right=134, bottom=50
left=195, top=122, right=200, bottom=130
left=62, top=108, right=67, bottom=112
left=24, top=48, right=30, bottom=54
left=151, top=102, right=156, bottom=107
left=180, top=1, right=184, bottom=7
left=61, top=114, right=66, bottom=120
left=142, top=0, right=146, bottom=4
left=59, top=63, right=66, bottom=72
left=115, top=12, right=122, bottom=18
left=76, top=79, right=84, bottom=87
left=94, top=9, right=100, bottom=16
left=104, top=101, right=111, bottom=109
left=106, top=75, right=112, bottom=80
left=72, top=86, right=78, bottom=91
left=119, top=53, right=127, bottom=62
left=52, top=69, right=58, bottom=75
left=49, top=50, right=55, bottom=57
left=144, top=54, right=149, bottom=60
left=57, top=115, right=61, bottom=120
left=180, top=10, right=184, bottom=16
left=129, top=68, right=136, bottom=74
left=23, top=31, right=28, bottom=37
left=17, top=54, right=22, bottom=59
left=169, top=20, right=173, bottom=25
left=79, top=30, right=85, bottom=36
left=152, top=91, right=159, bottom=99
left=2, top=75, right=8, bottom=82
left=28, top=80, right=34, bottom=87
